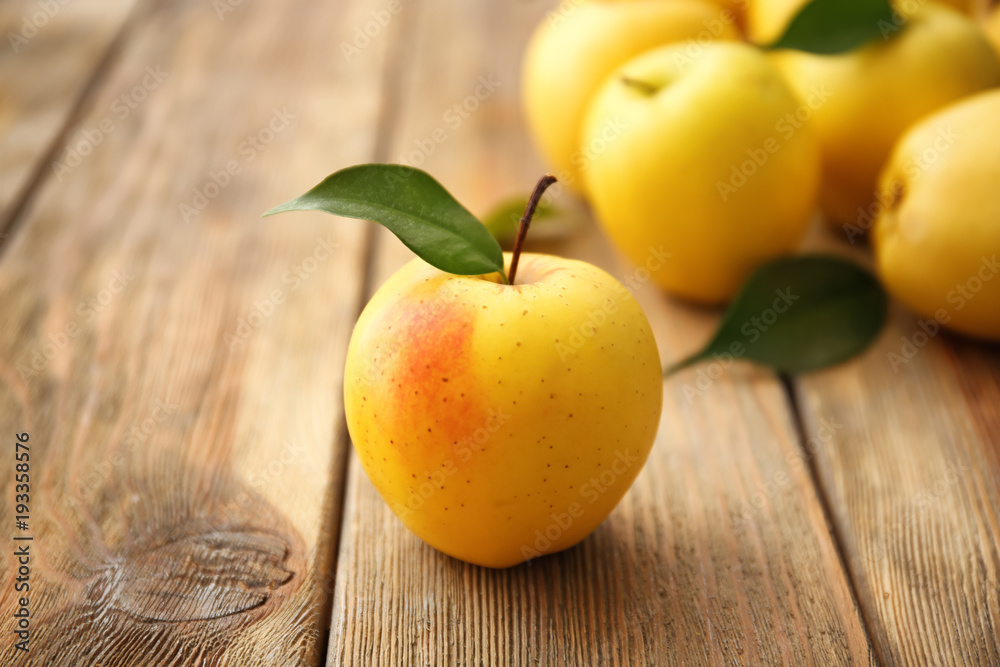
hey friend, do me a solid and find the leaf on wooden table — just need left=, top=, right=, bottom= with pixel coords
left=666, top=255, right=888, bottom=376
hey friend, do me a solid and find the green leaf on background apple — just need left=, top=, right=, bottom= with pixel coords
left=482, top=195, right=583, bottom=246
left=665, top=255, right=887, bottom=376
left=767, top=0, right=898, bottom=55
left=482, top=195, right=554, bottom=242
left=264, top=164, right=507, bottom=280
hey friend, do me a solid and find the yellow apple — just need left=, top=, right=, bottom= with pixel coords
left=700, top=0, right=747, bottom=20
left=522, top=0, right=739, bottom=194
left=344, top=253, right=663, bottom=567
left=746, top=0, right=979, bottom=45
left=925, top=0, right=977, bottom=15
left=582, top=41, right=820, bottom=304
left=714, top=0, right=749, bottom=18
left=873, top=89, right=1000, bottom=341
left=987, top=5, right=1000, bottom=56
left=605, top=0, right=747, bottom=20
left=769, top=2, right=1000, bottom=227
left=745, top=0, right=808, bottom=44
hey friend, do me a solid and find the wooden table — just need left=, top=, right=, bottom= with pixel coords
left=1, top=0, right=998, bottom=664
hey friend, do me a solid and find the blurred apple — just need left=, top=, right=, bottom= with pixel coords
left=987, top=4, right=1000, bottom=56
left=745, top=0, right=809, bottom=44
left=873, top=89, right=1000, bottom=342
left=522, top=0, right=739, bottom=194
left=583, top=41, right=820, bottom=303
left=769, top=2, right=1000, bottom=227
left=607, top=0, right=747, bottom=20
left=746, top=0, right=980, bottom=44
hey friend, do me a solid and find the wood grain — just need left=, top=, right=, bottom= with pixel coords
left=0, top=0, right=398, bottom=663
left=328, top=1, right=875, bottom=664
left=794, top=294, right=1000, bottom=665
left=0, top=0, right=139, bottom=228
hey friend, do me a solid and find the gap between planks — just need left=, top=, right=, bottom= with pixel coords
left=0, top=0, right=401, bottom=662
left=0, top=0, right=154, bottom=255
left=325, top=0, right=874, bottom=661
left=319, top=0, right=426, bottom=659
left=779, top=375, right=882, bottom=665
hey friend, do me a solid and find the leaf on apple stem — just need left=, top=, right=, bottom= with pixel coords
left=263, top=164, right=507, bottom=281
left=766, top=0, right=899, bottom=55
left=665, top=255, right=887, bottom=377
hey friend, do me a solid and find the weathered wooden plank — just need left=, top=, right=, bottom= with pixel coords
left=794, top=294, right=1000, bottom=665
left=0, top=0, right=398, bottom=663
left=328, top=1, right=875, bottom=664
left=0, top=0, right=139, bottom=228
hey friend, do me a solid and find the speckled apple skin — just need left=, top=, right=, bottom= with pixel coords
left=344, top=253, right=663, bottom=568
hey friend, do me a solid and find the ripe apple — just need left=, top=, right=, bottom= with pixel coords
left=605, top=0, right=747, bottom=21
left=709, top=0, right=748, bottom=20
left=746, top=0, right=979, bottom=44
left=768, top=2, right=1000, bottom=226
left=582, top=41, right=820, bottom=304
left=873, top=89, right=1000, bottom=341
left=522, top=0, right=739, bottom=194
left=745, top=0, right=809, bottom=44
left=344, top=253, right=663, bottom=567
left=987, top=5, right=1000, bottom=57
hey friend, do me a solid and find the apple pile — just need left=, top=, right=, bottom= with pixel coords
left=262, top=0, right=1000, bottom=571
left=523, top=0, right=1000, bottom=340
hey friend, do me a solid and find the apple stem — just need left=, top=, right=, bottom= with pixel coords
left=507, top=174, right=557, bottom=285
left=621, top=76, right=659, bottom=96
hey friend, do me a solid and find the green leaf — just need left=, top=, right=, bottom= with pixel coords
left=482, top=196, right=553, bottom=242
left=481, top=195, right=583, bottom=246
left=666, top=255, right=887, bottom=376
left=264, top=164, right=506, bottom=280
left=766, top=0, right=899, bottom=55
